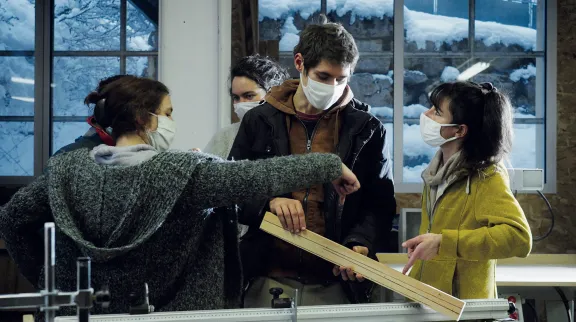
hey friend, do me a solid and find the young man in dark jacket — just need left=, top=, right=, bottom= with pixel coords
left=230, top=16, right=396, bottom=307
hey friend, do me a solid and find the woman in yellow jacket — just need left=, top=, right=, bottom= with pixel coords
left=402, top=81, right=532, bottom=299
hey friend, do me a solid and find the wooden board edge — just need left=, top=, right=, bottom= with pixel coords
left=260, top=212, right=465, bottom=320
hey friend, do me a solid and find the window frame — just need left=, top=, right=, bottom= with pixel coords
left=393, top=0, right=556, bottom=194
left=232, top=0, right=557, bottom=194
left=0, top=0, right=159, bottom=186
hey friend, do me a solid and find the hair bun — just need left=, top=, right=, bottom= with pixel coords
left=480, top=82, right=496, bottom=93
left=84, top=91, right=101, bottom=105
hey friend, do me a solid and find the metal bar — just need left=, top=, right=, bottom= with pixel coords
left=0, top=116, right=35, bottom=122
left=52, top=51, right=158, bottom=57
left=0, top=51, right=35, bottom=56
left=321, top=0, right=327, bottom=15
left=54, top=300, right=512, bottom=322
left=77, top=258, right=91, bottom=322
left=120, top=0, right=127, bottom=74
left=42, top=0, right=55, bottom=166
left=387, top=117, right=545, bottom=125
left=0, top=293, right=76, bottom=310
left=469, top=0, right=475, bottom=60
left=278, top=51, right=545, bottom=59
left=33, top=0, right=45, bottom=177
left=44, top=223, right=56, bottom=322
left=393, top=0, right=405, bottom=184
left=52, top=116, right=90, bottom=122
left=0, top=294, right=45, bottom=309
left=544, top=0, right=558, bottom=193
left=0, top=115, right=92, bottom=122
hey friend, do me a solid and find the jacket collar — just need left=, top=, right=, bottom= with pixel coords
left=257, top=99, right=376, bottom=163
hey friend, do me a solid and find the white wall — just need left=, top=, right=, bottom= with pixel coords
left=159, top=0, right=231, bottom=151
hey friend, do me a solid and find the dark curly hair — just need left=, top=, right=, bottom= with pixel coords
left=230, top=55, right=290, bottom=93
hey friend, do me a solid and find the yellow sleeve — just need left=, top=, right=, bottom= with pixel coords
left=438, top=169, right=532, bottom=260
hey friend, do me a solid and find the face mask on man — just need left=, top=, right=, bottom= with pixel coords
left=147, top=113, right=176, bottom=152
left=234, top=100, right=264, bottom=120
left=300, top=72, right=347, bottom=110
left=419, top=113, right=459, bottom=147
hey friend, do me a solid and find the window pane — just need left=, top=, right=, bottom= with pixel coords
left=0, top=122, right=34, bottom=176
left=259, top=0, right=321, bottom=41
left=127, top=0, right=158, bottom=51
left=52, top=121, right=91, bottom=153
left=52, top=57, right=120, bottom=116
left=350, top=72, right=394, bottom=116
left=259, top=0, right=321, bottom=76
left=404, top=0, right=469, bottom=52
left=327, top=0, right=394, bottom=52
left=511, top=123, right=541, bottom=169
left=54, top=0, right=121, bottom=51
left=471, top=57, right=539, bottom=117
left=0, top=56, right=35, bottom=116
left=126, top=56, right=157, bottom=79
left=475, top=0, right=542, bottom=52
left=403, top=58, right=468, bottom=182
left=0, top=0, right=35, bottom=50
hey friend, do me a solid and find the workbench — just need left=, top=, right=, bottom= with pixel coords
left=377, top=253, right=576, bottom=321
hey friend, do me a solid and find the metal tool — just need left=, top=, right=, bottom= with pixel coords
left=0, top=223, right=111, bottom=322
left=55, top=299, right=516, bottom=322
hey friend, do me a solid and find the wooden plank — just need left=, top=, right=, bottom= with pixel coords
left=260, top=212, right=466, bottom=321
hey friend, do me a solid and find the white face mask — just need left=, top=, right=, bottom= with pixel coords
left=234, top=100, right=263, bottom=120
left=419, top=113, right=459, bottom=147
left=147, top=113, right=176, bottom=152
left=300, top=72, right=347, bottom=110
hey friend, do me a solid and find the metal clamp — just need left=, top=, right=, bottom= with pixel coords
left=291, top=289, right=298, bottom=322
left=0, top=223, right=110, bottom=322
left=129, top=283, right=154, bottom=315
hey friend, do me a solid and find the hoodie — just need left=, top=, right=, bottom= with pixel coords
left=263, top=79, right=354, bottom=281
left=0, top=148, right=344, bottom=319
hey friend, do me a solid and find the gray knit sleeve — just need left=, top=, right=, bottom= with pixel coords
left=188, top=153, right=342, bottom=209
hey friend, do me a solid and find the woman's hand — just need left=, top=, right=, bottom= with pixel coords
left=401, top=233, right=442, bottom=274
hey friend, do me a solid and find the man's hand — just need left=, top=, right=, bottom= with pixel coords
left=332, top=163, right=361, bottom=199
left=332, top=246, right=369, bottom=282
left=190, top=148, right=201, bottom=152
left=401, top=233, right=442, bottom=274
left=269, top=198, right=305, bottom=233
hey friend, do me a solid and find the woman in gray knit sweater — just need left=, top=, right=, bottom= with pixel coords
left=0, top=76, right=359, bottom=317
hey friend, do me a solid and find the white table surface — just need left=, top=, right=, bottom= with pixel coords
left=377, top=253, right=576, bottom=287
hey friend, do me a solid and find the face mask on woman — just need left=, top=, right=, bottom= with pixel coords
left=234, top=100, right=264, bottom=119
left=147, top=113, right=176, bottom=152
left=419, top=113, right=458, bottom=147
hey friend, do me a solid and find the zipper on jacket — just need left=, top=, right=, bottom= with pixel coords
left=297, top=118, right=319, bottom=279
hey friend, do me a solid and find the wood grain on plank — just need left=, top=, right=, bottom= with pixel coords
left=260, top=212, right=466, bottom=321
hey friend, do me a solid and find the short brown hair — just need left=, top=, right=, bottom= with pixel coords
left=84, top=75, right=170, bottom=138
left=293, top=15, right=359, bottom=72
